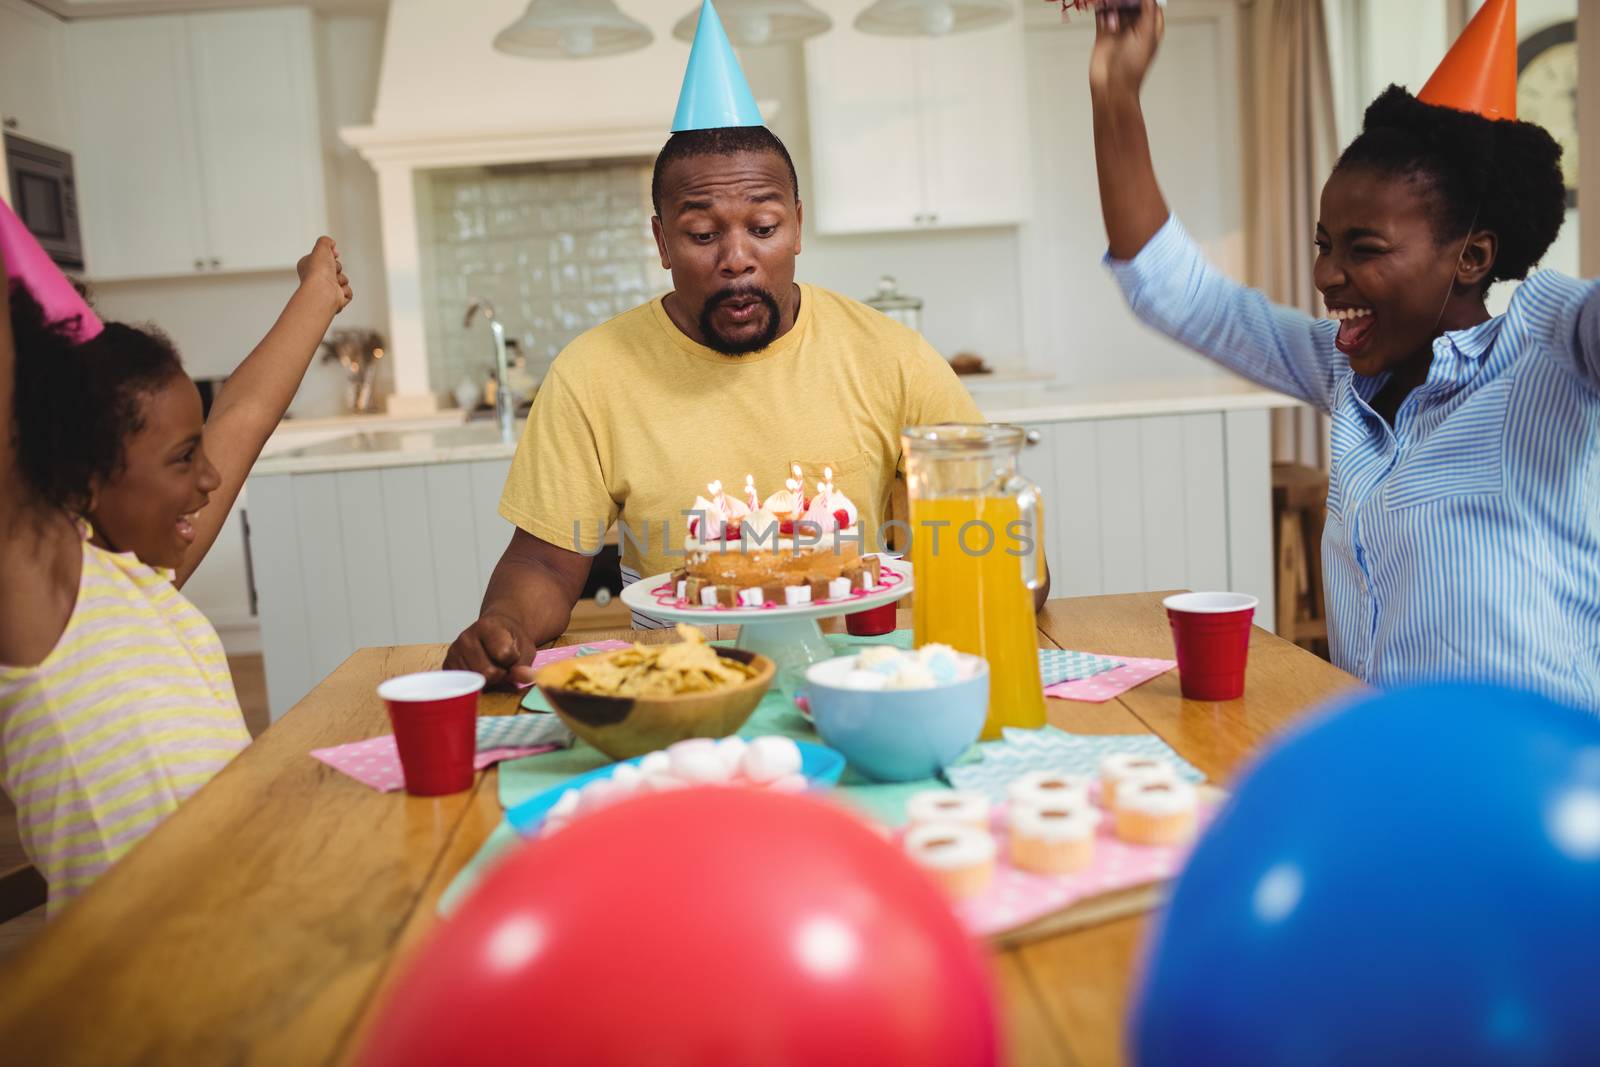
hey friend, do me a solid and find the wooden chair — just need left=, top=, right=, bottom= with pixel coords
left=0, top=862, right=46, bottom=924
left=1272, top=463, right=1329, bottom=658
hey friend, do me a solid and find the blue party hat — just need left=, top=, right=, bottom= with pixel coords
left=672, top=0, right=765, bottom=132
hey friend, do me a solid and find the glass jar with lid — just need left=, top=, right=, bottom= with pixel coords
left=864, top=275, right=923, bottom=333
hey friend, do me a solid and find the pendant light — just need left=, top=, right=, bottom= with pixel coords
left=854, top=0, right=1013, bottom=37
left=672, top=0, right=832, bottom=47
left=494, top=0, right=653, bottom=59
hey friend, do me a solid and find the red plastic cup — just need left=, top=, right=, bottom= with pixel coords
left=376, top=670, right=485, bottom=796
left=1163, top=592, right=1259, bottom=701
left=846, top=600, right=899, bottom=637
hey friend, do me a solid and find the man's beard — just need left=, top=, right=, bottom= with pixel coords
left=697, top=286, right=782, bottom=356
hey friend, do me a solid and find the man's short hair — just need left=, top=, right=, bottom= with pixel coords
left=651, top=127, right=801, bottom=216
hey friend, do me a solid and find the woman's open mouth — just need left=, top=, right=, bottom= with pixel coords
left=176, top=511, right=199, bottom=545
left=1328, top=305, right=1376, bottom=357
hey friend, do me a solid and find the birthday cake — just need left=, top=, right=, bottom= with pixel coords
left=672, top=464, right=883, bottom=608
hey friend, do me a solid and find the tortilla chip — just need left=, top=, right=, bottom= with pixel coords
left=561, top=623, right=757, bottom=697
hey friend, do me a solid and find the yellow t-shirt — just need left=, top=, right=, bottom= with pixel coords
left=499, top=283, right=982, bottom=589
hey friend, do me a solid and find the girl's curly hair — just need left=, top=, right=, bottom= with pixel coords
left=1335, top=86, right=1568, bottom=291
left=9, top=280, right=185, bottom=513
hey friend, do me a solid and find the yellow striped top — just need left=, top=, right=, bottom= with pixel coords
left=0, top=523, right=248, bottom=914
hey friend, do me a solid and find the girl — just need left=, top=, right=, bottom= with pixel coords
left=0, top=225, right=352, bottom=911
left=1091, top=0, right=1598, bottom=709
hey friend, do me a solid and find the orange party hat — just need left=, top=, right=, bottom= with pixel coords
left=1418, top=0, right=1518, bottom=120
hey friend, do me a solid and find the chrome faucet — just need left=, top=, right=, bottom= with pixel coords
left=464, top=297, right=515, bottom=445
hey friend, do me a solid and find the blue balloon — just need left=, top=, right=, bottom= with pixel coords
left=1133, top=684, right=1600, bottom=1067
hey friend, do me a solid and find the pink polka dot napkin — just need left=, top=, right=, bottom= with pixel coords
left=1044, top=655, right=1176, bottom=702
left=513, top=640, right=634, bottom=689
left=311, top=714, right=572, bottom=793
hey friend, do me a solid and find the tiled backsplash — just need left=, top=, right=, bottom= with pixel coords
left=418, top=159, right=663, bottom=400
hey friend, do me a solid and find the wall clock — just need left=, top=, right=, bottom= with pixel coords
left=1518, top=19, right=1578, bottom=208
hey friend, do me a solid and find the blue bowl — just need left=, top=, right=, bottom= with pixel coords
left=803, top=653, right=989, bottom=782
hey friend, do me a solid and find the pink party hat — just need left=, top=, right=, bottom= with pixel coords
left=0, top=197, right=102, bottom=341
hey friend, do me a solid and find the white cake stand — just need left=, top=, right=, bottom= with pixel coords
left=619, top=557, right=914, bottom=674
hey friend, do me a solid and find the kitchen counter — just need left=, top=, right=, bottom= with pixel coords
left=254, top=423, right=525, bottom=475
left=979, top=376, right=1300, bottom=424
left=252, top=376, right=1297, bottom=477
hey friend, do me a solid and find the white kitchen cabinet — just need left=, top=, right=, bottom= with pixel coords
left=804, top=17, right=1031, bottom=235
left=186, top=9, right=328, bottom=273
left=0, top=0, right=75, bottom=152
left=69, top=17, right=208, bottom=279
left=68, top=8, right=327, bottom=281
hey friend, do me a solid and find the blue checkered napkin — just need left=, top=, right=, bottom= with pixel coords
left=945, top=726, right=1203, bottom=803
left=476, top=714, right=573, bottom=751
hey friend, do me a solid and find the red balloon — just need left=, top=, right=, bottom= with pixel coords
left=361, top=788, right=1001, bottom=1066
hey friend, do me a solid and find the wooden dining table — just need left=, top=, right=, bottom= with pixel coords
left=0, top=592, right=1360, bottom=1067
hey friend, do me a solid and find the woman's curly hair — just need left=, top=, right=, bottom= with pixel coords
left=9, top=280, right=185, bottom=513
left=1335, top=85, right=1568, bottom=290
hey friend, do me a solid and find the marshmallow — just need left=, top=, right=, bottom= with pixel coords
left=919, top=644, right=961, bottom=685
left=577, top=777, right=626, bottom=814
left=840, top=669, right=889, bottom=691
left=639, top=751, right=671, bottom=779
left=716, top=736, right=749, bottom=776
left=884, top=662, right=938, bottom=690
left=700, top=586, right=719, bottom=607
left=783, top=585, right=813, bottom=606
left=738, top=587, right=764, bottom=608
left=827, top=577, right=853, bottom=600
left=668, top=738, right=729, bottom=784
left=742, top=735, right=802, bottom=783
left=857, top=646, right=903, bottom=673
left=675, top=579, right=688, bottom=600
left=610, top=762, right=643, bottom=792
left=548, top=788, right=581, bottom=821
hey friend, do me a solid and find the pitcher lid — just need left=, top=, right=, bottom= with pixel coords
left=901, top=423, right=1027, bottom=451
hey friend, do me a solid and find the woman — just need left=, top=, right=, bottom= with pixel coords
left=1091, top=0, right=1598, bottom=708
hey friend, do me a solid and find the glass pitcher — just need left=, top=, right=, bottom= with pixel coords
left=903, top=424, right=1047, bottom=739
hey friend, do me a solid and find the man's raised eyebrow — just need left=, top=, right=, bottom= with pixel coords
left=748, top=191, right=784, bottom=204
left=679, top=198, right=713, bottom=212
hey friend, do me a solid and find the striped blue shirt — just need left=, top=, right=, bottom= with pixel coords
left=1107, top=217, right=1600, bottom=710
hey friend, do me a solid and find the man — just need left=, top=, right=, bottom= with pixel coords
left=446, top=2, right=1045, bottom=686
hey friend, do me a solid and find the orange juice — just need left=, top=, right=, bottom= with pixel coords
left=910, top=495, right=1047, bottom=739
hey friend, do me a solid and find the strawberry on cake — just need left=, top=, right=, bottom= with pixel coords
left=675, top=464, right=884, bottom=608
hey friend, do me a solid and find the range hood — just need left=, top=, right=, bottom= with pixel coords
left=356, top=0, right=690, bottom=150
left=343, top=0, right=778, bottom=414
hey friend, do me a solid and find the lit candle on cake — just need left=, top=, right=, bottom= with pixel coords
left=744, top=473, right=758, bottom=511
left=791, top=463, right=804, bottom=505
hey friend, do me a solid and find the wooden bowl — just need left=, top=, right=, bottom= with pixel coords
left=534, top=648, right=776, bottom=760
